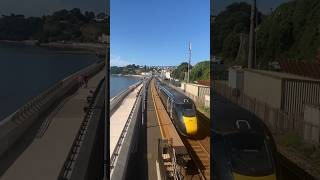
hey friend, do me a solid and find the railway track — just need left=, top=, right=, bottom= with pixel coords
left=151, top=79, right=211, bottom=180
left=181, top=112, right=210, bottom=180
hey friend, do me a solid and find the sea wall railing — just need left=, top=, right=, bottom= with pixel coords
left=58, top=78, right=106, bottom=180
left=110, top=77, right=150, bottom=180
left=110, top=80, right=143, bottom=115
left=0, top=61, right=105, bottom=158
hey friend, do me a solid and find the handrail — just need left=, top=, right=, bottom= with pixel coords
left=58, top=78, right=105, bottom=180
left=109, top=80, right=143, bottom=116
left=109, top=80, right=145, bottom=178
left=0, top=61, right=105, bottom=157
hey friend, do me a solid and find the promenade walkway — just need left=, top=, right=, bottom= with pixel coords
left=0, top=69, right=105, bottom=180
left=109, top=84, right=143, bottom=158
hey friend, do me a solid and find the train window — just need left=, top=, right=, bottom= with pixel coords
left=182, top=104, right=196, bottom=117
left=224, top=132, right=274, bottom=176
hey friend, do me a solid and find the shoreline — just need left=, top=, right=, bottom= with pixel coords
left=111, top=74, right=144, bottom=78
left=0, top=40, right=106, bottom=57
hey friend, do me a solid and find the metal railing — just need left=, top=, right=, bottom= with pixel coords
left=0, top=61, right=104, bottom=157
left=158, top=138, right=184, bottom=180
left=213, top=80, right=313, bottom=136
left=58, top=78, right=105, bottom=180
left=109, top=82, right=144, bottom=177
left=110, top=80, right=143, bottom=115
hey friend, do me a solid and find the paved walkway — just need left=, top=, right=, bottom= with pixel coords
left=1, top=70, right=105, bottom=180
left=109, top=84, right=143, bottom=158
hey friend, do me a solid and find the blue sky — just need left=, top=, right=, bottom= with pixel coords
left=213, top=0, right=289, bottom=15
left=111, top=0, right=209, bottom=66
left=0, top=0, right=106, bottom=17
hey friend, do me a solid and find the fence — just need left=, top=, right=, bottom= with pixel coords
left=110, top=79, right=145, bottom=180
left=168, top=82, right=210, bottom=115
left=59, top=78, right=105, bottom=180
left=213, top=80, right=314, bottom=137
left=158, top=138, right=184, bottom=180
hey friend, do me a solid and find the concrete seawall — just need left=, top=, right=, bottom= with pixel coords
left=110, top=81, right=143, bottom=116
left=0, top=61, right=105, bottom=158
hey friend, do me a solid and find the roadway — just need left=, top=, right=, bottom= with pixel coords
left=0, top=69, right=105, bottom=180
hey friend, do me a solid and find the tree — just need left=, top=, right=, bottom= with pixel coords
left=171, top=62, right=190, bottom=81
left=84, top=11, right=95, bottom=20
left=213, top=2, right=264, bottom=65
left=190, top=61, right=210, bottom=82
left=256, top=0, right=320, bottom=66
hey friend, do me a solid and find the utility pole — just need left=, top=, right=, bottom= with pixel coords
left=248, top=0, right=256, bottom=69
left=187, top=42, right=191, bottom=83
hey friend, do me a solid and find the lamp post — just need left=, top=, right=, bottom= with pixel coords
left=188, top=42, right=192, bottom=83
left=248, top=0, right=256, bottom=69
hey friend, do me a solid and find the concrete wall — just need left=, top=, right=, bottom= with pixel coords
left=303, top=104, right=320, bottom=144
left=243, top=70, right=282, bottom=109
left=228, top=68, right=244, bottom=90
left=185, top=83, right=199, bottom=97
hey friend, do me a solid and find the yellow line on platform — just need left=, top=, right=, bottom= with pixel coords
left=151, top=81, right=164, bottom=138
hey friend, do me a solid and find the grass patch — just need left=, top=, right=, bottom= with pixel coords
left=277, top=132, right=320, bottom=171
left=197, top=105, right=210, bottom=119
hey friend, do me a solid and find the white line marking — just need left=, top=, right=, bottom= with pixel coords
left=156, top=160, right=162, bottom=180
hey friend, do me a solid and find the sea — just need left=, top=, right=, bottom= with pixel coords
left=0, top=42, right=101, bottom=120
left=110, top=75, right=140, bottom=98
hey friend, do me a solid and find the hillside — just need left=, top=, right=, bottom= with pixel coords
left=0, top=9, right=109, bottom=43
left=212, top=0, right=320, bottom=69
left=257, top=0, right=320, bottom=67
left=212, top=2, right=264, bottom=66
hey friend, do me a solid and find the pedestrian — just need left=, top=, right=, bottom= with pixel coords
left=77, top=75, right=83, bottom=88
left=84, top=75, right=88, bottom=88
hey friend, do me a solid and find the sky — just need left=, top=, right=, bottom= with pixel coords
left=0, top=0, right=107, bottom=17
left=212, top=0, right=289, bottom=15
left=110, top=0, right=210, bottom=67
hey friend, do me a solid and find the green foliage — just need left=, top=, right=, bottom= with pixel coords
left=110, top=66, right=123, bottom=74
left=110, top=64, right=148, bottom=75
left=190, top=61, right=210, bottom=82
left=212, top=2, right=264, bottom=65
left=0, top=9, right=109, bottom=42
left=0, top=14, right=43, bottom=40
left=256, top=0, right=320, bottom=65
left=171, top=62, right=190, bottom=81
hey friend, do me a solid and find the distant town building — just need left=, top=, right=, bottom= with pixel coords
left=141, top=71, right=152, bottom=76
left=160, top=69, right=172, bottom=79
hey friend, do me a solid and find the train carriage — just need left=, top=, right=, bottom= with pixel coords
left=212, top=94, right=278, bottom=180
left=155, top=79, right=198, bottom=137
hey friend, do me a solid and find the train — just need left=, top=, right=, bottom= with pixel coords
left=155, top=79, right=198, bottom=137
left=212, top=94, right=278, bottom=180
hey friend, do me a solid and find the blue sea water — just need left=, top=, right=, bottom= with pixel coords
left=0, top=42, right=100, bottom=120
left=110, top=75, right=140, bottom=98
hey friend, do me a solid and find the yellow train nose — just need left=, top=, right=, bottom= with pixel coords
left=183, top=116, right=198, bottom=135
left=233, top=173, right=276, bottom=180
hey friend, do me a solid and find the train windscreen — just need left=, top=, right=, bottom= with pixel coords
left=182, top=104, right=196, bottom=117
left=224, top=132, right=274, bottom=176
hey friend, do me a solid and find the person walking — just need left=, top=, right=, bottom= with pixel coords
left=77, top=75, right=85, bottom=88
left=84, top=75, right=89, bottom=88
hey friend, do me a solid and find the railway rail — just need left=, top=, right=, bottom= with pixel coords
left=181, top=112, right=210, bottom=180
left=151, top=78, right=210, bottom=179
